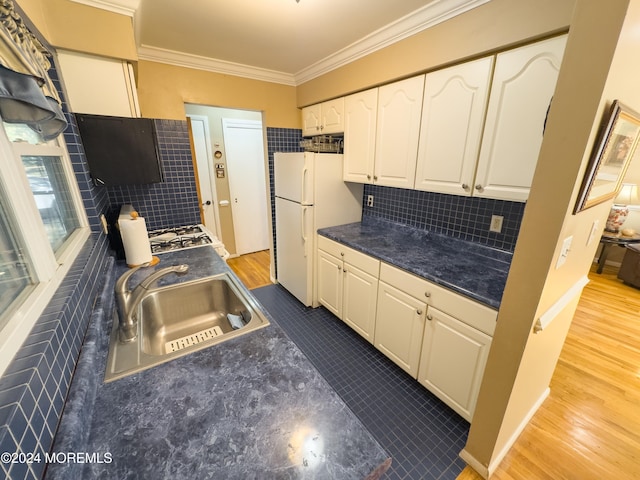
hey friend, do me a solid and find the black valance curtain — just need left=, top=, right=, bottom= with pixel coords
left=0, top=0, right=66, bottom=140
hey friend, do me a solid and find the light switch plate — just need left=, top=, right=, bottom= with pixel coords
left=556, top=235, right=573, bottom=269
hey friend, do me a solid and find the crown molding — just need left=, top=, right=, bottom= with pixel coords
left=137, top=45, right=297, bottom=86
left=69, top=0, right=140, bottom=17
left=77, top=0, right=490, bottom=86
left=294, top=0, right=491, bottom=84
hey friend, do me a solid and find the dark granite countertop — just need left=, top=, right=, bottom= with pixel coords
left=318, top=217, right=513, bottom=309
left=47, top=246, right=390, bottom=480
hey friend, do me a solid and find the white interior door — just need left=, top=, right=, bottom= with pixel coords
left=222, top=118, right=269, bottom=255
left=187, top=115, right=221, bottom=237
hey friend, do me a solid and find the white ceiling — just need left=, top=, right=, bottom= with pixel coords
left=71, top=0, right=490, bottom=85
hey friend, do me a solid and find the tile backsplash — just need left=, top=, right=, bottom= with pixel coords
left=363, top=184, right=525, bottom=252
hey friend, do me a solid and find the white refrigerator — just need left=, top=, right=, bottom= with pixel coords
left=275, top=152, right=363, bottom=306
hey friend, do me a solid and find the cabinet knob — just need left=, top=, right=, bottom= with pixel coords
left=462, top=184, right=469, bottom=190
left=475, top=184, right=483, bottom=191
left=427, top=314, right=433, bottom=321
left=373, top=175, right=378, bottom=181
left=425, top=292, right=431, bottom=298
left=340, top=252, right=344, bottom=256
left=417, top=309, right=423, bottom=315
left=338, top=266, right=342, bottom=271
left=367, top=174, right=371, bottom=180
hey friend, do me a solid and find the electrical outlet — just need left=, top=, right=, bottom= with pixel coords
left=489, top=215, right=503, bottom=233
left=367, top=195, right=374, bottom=207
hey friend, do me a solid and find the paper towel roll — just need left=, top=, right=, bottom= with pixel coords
left=120, top=212, right=153, bottom=267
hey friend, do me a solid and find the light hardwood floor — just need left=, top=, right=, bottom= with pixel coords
left=457, top=263, right=640, bottom=480
left=227, top=250, right=272, bottom=289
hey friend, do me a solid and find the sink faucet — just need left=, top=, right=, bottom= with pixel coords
left=115, top=264, right=189, bottom=343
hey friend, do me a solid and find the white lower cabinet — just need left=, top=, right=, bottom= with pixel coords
left=316, top=237, right=380, bottom=343
left=342, top=265, right=378, bottom=342
left=373, top=281, right=426, bottom=378
left=316, top=238, right=497, bottom=420
left=418, top=306, right=492, bottom=421
left=317, top=249, right=343, bottom=318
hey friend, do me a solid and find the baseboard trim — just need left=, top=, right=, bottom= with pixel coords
left=459, top=387, right=551, bottom=479
left=459, top=448, right=489, bottom=478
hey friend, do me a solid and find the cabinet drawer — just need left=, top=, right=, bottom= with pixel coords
left=379, top=263, right=497, bottom=336
left=317, top=236, right=380, bottom=277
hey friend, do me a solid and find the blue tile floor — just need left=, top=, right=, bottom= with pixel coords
left=252, top=284, right=469, bottom=480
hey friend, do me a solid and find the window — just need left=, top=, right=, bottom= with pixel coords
left=0, top=119, right=89, bottom=375
left=0, top=184, right=35, bottom=329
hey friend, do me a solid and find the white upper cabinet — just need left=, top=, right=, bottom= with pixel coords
left=302, top=104, right=322, bottom=136
left=301, top=98, right=345, bottom=136
left=415, top=57, right=494, bottom=195
left=375, top=75, right=425, bottom=189
left=56, top=50, right=140, bottom=117
left=343, top=88, right=379, bottom=183
left=474, top=35, right=567, bottom=201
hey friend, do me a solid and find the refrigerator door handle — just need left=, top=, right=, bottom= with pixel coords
left=301, top=166, right=309, bottom=205
left=301, top=206, right=308, bottom=257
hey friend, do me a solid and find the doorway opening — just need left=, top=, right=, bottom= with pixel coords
left=185, top=105, right=270, bottom=262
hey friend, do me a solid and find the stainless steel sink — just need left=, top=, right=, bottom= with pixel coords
left=105, top=272, right=270, bottom=382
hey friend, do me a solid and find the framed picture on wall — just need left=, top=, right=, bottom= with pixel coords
left=574, top=100, right=640, bottom=213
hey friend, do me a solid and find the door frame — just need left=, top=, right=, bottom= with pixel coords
left=187, top=114, right=222, bottom=237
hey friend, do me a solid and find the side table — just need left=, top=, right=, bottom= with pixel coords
left=597, top=232, right=640, bottom=273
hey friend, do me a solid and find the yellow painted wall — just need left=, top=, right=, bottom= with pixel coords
left=297, top=0, right=575, bottom=107
left=463, top=0, right=640, bottom=475
left=16, top=0, right=136, bottom=61
left=137, top=60, right=300, bottom=127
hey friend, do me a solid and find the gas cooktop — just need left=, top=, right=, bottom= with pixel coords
left=148, top=225, right=214, bottom=254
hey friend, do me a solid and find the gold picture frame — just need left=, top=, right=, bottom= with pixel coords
left=574, top=100, right=640, bottom=213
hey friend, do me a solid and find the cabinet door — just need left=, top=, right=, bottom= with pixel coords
left=375, top=75, right=425, bottom=189
left=56, top=50, right=139, bottom=117
left=344, top=88, right=378, bottom=183
left=321, top=98, right=345, bottom=134
left=302, top=104, right=322, bottom=137
left=317, top=249, right=343, bottom=318
left=374, top=281, right=426, bottom=378
left=415, top=57, right=493, bottom=195
left=475, top=35, right=567, bottom=202
left=343, top=263, right=378, bottom=343
left=418, top=306, right=492, bottom=421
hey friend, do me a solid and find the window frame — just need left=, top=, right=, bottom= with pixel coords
left=0, top=123, right=89, bottom=377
